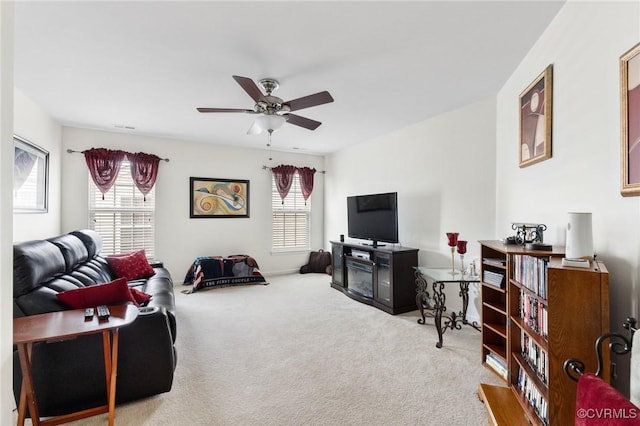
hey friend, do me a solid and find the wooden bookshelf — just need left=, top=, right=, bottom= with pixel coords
left=478, top=241, right=609, bottom=425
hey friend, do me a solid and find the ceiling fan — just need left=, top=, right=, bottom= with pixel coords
left=197, top=75, right=334, bottom=134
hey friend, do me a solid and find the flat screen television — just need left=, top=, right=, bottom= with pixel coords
left=347, top=192, right=398, bottom=246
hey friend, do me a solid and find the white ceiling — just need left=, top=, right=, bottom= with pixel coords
left=13, top=1, right=565, bottom=155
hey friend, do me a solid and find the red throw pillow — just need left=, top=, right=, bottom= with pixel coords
left=107, top=249, right=156, bottom=280
left=130, top=287, right=152, bottom=306
left=57, top=278, right=138, bottom=308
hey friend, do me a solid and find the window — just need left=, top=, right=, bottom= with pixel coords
left=89, top=161, right=155, bottom=257
left=272, top=173, right=310, bottom=251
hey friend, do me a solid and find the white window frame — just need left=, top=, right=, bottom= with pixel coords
left=88, top=160, right=156, bottom=258
left=272, top=172, right=311, bottom=252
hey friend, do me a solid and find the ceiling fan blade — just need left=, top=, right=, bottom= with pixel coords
left=286, top=114, right=322, bottom=130
left=197, top=107, right=254, bottom=113
left=232, top=75, right=267, bottom=103
left=285, top=91, right=334, bottom=112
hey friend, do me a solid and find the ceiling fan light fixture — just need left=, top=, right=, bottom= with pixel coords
left=252, top=114, right=286, bottom=134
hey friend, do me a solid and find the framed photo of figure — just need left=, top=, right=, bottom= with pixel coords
left=621, top=42, right=640, bottom=196
left=519, top=65, right=553, bottom=168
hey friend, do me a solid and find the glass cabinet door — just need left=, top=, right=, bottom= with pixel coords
left=375, top=253, right=391, bottom=304
left=331, top=243, right=344, bottom=287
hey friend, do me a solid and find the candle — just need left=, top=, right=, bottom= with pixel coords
left=457, top=240, right=467, bottom=254
left=446, top=232, right=459, bottom=247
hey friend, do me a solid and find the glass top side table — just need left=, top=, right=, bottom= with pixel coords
left=414, top=267, right=481, bottom=348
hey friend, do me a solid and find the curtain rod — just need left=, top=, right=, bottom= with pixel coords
left=262, top=165, right=325, bottom=174
left=66, top=149, right=170, bottom=162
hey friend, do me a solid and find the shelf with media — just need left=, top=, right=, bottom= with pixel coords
left=478, top=240, right=610, bottom=426
left=479, top=242, right=510, bottom=382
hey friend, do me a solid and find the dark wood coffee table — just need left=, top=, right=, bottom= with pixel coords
left=14, top=304, right=138, bottom=426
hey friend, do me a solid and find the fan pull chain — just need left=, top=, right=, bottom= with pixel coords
left=267, top=129, right=273, bottom=161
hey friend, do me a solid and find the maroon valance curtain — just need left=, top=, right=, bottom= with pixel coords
left=272, top=164, right=317, bottom=204
left=297, top=166, right=316, bottom=204
left=272, top=164, right=297, bottom=203
left=83, top=148, right=127, bottom=199
left=128, top=152, right=161, bottom=201
left=83, top=148, right=162, bottom=200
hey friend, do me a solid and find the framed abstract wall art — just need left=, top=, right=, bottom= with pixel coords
left=620, top=42, right=640, bottom=196
left=13, top=135, right=49, bottom=213
left=190, top=177, right=250, bottom=218
left=519, top=65, right=553, bottom=168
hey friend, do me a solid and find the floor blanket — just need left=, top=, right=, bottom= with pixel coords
left=182, top=255, right=268, bottom=293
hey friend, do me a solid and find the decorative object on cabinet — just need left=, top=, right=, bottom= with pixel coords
left=13, top=135, right=49, bottom=213
left=511, top=222, right=547, bottom=247
left=330, top=241, right=418, bottom=315
left=189, top=177, right=249, bottom=218
left=477, top=240, right=609, bottom=426
left=519, top=64, right=553, bottom=168
left=563, top=212, right=594, bottom=269
left=621, top=41, right=640, bottom=196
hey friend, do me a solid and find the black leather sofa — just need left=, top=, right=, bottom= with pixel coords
left=13, top=229, right=176, bottom=416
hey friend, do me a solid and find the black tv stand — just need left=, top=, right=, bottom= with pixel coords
left=330, top=241, right=419, bottom=315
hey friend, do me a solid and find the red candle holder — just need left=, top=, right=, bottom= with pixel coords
left=457, top=240, right=468, bottom=275
left=446, top=233, right=460, bottom=275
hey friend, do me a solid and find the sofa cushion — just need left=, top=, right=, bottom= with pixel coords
left=56, top=278, right=138, bottom=309
left=14, top=240, right=66, bottom=298
left=15, top=286, right=69, bottom=316
left=47, top=234, right=88, bottom=272
left=130, top=288, right=152, bottom=306
left=107, top=250, right=156, bottom=281
left=70, top=229, right=103, bottom=258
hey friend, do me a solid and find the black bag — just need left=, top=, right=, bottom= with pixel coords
left=300, top=249, right=332, bottom=275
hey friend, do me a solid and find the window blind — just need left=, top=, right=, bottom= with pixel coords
left=89, top=161, right=155, bottom=257
left=272, top=173, right=310, bottom=250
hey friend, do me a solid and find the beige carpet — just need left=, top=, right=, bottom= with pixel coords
left=23, top=273, right=502, bottom=425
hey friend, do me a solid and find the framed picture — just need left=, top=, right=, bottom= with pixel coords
left=621, top=42, right=640, bottom=196
left=190, top=177, right=250, bottom=218
left=13, top=135, right=49, bottom=213
left=519, top=65, right=553, bottom=168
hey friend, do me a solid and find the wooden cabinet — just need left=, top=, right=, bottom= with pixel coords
left=478, top=241, right=609, bottom=426
left=330, top=241, right=418, bottom=315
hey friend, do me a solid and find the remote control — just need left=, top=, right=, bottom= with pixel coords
left=84, top=307, right=94, bottom=320
left=96, top=305, right=110, bottom=320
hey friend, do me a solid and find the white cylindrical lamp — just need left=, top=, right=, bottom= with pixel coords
left=565, top=212, right=594, bottom=260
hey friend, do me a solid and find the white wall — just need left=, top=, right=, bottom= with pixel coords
left=496, top=0, right=640, bottom=390
left=13, top=88, right=62, bottom=242
left=325, top=97, right=497, bottom=320
left=0, top=2, right=13, bottom=422
left=61, top=127, right=325, bottom=278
